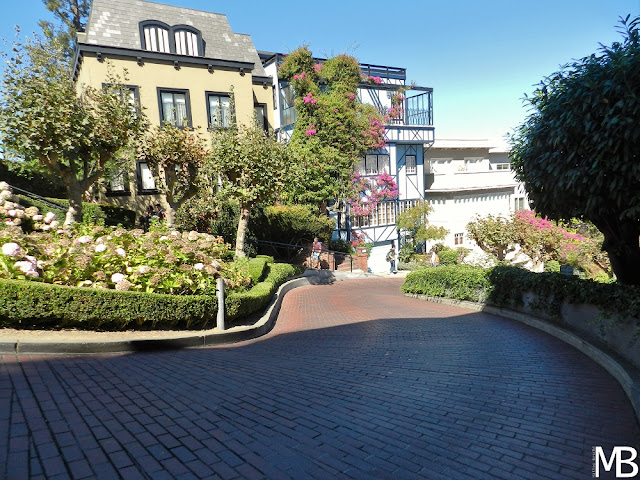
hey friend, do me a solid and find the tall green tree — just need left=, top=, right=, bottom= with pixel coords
left=510, top=15, right=640, bottom=284
left=138, top=124, right=208, bottom=228
left=278, top=47, right=386, bottom=207
left=207, top=123, right=289, bottom=258
left=39, top=0, right=91, bottom=59
left=396, top=200, right=448, bottom=246
left=0, top=38, right=147, bottom=227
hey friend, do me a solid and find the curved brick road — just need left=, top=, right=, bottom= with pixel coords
left=1, top=278, right=639, bottom=479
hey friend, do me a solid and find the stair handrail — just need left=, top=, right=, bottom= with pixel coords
left=8, top=184, right=67, bottom=212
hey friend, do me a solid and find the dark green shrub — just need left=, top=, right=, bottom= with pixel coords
left=402, top=264, right=640, bottom=322
left=0, top=161, right=66, bottom=198
left=403, top=265, right=491, bottom=302
left=0, top=278, right=216, bottom=330
left=82, top=203, right=108, bottom=226
left=256, top=254, right=275, bottom=263
left=329, top=239, right=353, bottom=254
left=251, top=204, right=334, bottom=246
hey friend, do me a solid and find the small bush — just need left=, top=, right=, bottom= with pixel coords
left=544, top=260, right=561, bottom=273
left=226, top=263, right=304, bottom=320
left=247, top=257, right=268, bottom=284
left=438, top=250, right=458, bottom=266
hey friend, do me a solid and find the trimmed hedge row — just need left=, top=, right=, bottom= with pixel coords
left=402, top=265, right=491, bottom=302
left=247, top=258, right=268, bottom=285
left=0, top=278, right=216, bottom=330
left=0, top=261, right=304, bottom=331
left=226, top=263, right=305, bottom=320
left=402, top=265, right=640, bottom=321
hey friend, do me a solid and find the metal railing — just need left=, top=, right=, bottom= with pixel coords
left=257, top=239, right=354, bottom=272
left=8, top=184, right=67, bottom=212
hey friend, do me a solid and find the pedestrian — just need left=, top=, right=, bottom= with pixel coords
left=311, top=237, right=323, bottom=269
left=430, top=248, right=439, bottom=267
left=386, top=244, right=397, bottom=274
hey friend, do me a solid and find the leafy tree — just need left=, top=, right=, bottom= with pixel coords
left=207, top=123, right=289, bottom=258
left=39, top=0, right=91, bottom=59
left=278, top=47, right=386, bottom=207
left=397, top=200, right=448, bottom=246
left=510, top=15, right=640, bottom=284
left=466, top=214, right=517, bottom=262
left=138, top=124, right=208, bottom=227
left=0, top=38, right=147, bottom=228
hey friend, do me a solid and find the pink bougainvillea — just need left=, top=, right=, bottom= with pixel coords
left=348, top=172, right=398, bottom=216
left=303, top=93, right=317, bottom=104
left=305, top=125, right=317, bottom=136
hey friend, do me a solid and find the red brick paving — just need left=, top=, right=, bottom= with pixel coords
left=1, top=278, right=639, bottom=479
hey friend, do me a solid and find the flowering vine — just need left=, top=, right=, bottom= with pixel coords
left=348, top=172, right=399, bottom=216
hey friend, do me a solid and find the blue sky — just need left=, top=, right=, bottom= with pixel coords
left=2, top=0, right=639, bottom=147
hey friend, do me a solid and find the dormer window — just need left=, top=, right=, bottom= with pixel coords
left=174, top=27, right=200, bottom=56
left=141, top=21, right=171, bottom=53
left=139, top=21, right=203, bottom=57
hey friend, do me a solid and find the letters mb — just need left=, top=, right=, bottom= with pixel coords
left=593, top=446, right=638, bottom=478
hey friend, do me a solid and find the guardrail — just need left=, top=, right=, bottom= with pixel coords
left=257, top=239, right=353, bottom=272
left=8, top=184, right=67, bottom=212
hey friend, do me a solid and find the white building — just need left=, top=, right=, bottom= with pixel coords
left=260, top=53, right=435, bottom=272
left=424, top=139, right=528, bottom=252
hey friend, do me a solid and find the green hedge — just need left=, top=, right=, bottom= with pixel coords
left=247, top=257, right=268, bottom=284
left=402, top=265, right=491, bottom=302
left=402, top=265, right=640, bottom=321
left=438, top=250, right=458, bottom=266
left=0, top=278, right=216, bottom=330
left=226, top=263, right=304, bottom=320
left=0, top=261, right=304, bottom=330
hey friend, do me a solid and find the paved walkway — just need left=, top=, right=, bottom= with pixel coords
left=1, top=278, right=639, bottom=479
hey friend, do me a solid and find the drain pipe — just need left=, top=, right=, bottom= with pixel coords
left=216, top=277, right=225, bottom=331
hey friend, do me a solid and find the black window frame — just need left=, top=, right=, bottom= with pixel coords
left=139, top=21, right=204, bottom=57
left=136, top=160, right=159, bottom=194
left=205, top=91, right=233, bottom=130
left=139, top=20, right=172, bottom=53
left=157, top=87, right=192, bottom=128
left=254, top=102, right=268, bottom=131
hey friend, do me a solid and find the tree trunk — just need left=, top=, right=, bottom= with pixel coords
left=65, top=182, right=84, bottom=229
left=235, top=204, right=251, bottom=258
left=161, top=196, right=175, bottom=229
left=597, top=217, right=640, bottom=285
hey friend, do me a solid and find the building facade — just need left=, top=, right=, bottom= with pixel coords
left=74, top=0, right=527, bottom=272
left=260, top=53, right=435, bottom=272
left=424, top=139, right=529, bottom=253
left=73, top=0, right=273, bottom=216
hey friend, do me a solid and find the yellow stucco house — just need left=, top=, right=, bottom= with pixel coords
left=73, top=0, right=273, bottom=216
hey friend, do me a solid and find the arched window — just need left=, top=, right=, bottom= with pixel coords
left=141, top=21, right=171, bottom=53
left=173, top=27, right=200, bottom=57
left=139, top=21, right=203, bottom=57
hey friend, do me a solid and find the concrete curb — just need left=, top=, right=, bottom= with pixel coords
left=0, top=269, right=383, bottom=355
left=407, top=293, right=640, bottom=424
